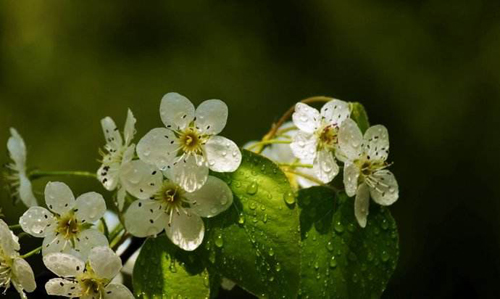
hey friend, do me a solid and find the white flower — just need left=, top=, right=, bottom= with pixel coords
left=44, top=246, right=134, bottom=298
left=337, top=119, right=399, bottom=228
left=137, top=92, right=242, bottom=192
left=19, top=182, right=108, bottom=258
left=98, top=109, right=157, bottom=211
left=245, top=122, right=319, bottom=189
left=123, top=162, right=233, bottom=251
left=290, top=100, right=351, bottom=183
left=4, top=128, right=37, bottom=207
left=0, top=219, right=36, bottom=299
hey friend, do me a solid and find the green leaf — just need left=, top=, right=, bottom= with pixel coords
left=298, top=187, right=399, bottom=298
left=206, top=150, right=301, bottom=298
left=133, top=235, right=212, bottom=299
left=350, top=102, right=370, bottom=133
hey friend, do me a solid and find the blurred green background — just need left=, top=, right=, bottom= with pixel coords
left=1, top=0, right=500, bottom=298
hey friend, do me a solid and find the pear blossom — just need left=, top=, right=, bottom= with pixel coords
left=124, top=163, right=233, bottom=251
left=44, top=246, right=134, bottom=298
left=0, top=219, right=36, bottom=298
left=137, top=92, right=242, bottom=192
left=290, top=100, right=351, bottom=183
left=245, top=122, right=319, bottom=189
left=337, top=119, right=399, bottom=227
left=98, top=109, right=158, bottom=211
left=4, top=128, right=37, bottom=207
left=19, top=182, right=108, bottom=258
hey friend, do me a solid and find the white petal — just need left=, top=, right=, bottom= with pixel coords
left=42, top=231, right=72, bottom=256
left=320, top=99, right=350, bottom=126
left=124, top=109, right=137, bottom=146
left=7, top=128, right=27, bottom=170
left=290, top=131, right=317, bottom=163
left=266, top=142, right=295, bottom=164
left=170, top=155, right=209, bottom=192
left=336, top=118, right=363, bottom=162
left=137, top=128, right=178, bottom=170
left=122, top=144, right=136, bottom=165
left=43, top=253, right=85, bottom=278
left=89, top=246, right=122, bottom=280
left=195, top=99, right=228, bottom=135
left=19, top=207, right=55, bottom=237
left=165, top=210, right=204, bottom=251
left=292, top=103, right=321, bottom=134
left=45, top=182, right=76, bottom=215
left=363, top=125, right=390, bottom=162
left=205, top=136, right=242, bottom=173
left=98, top=161, right=120, bottom=191
left=12, top=258, right=36, bottom=292
left=120, top=160, right=163, bottom=199
left=101, top=117, right=123, bottom=150
left=116, top=186, right=127, bottom=212
left=295, top=165, right=319, bottom=188
left=0, top=219, right=20, bottom=255
left=45, top=278, right=82, bottom=297
left=355, top=183, right=370, bottom=228
left=74, top=192, right=106, bottom=224
left=124, top=200, right=167, bottom=237
left=160, top=92, right=195, bottom=130
left=75, top=229, right=109, bottom=259
left=185, top=176, right=233, bottom=218
left=343, top=163, right=360, bottom=197
left=104, top=283, right=135, bottom=299
left=312, top=149, right=339, bottom=183
left=19, top=174, right=37, bottom=207
left=369, top=170, right=399, bottom=206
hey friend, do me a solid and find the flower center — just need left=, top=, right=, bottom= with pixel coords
left=317, top=125, right=338, bottom=150
left=56, top=213, right=81, bottom=240
left=78, top=267, right=108, bottom=297
left=178, top=127, right=205, bottom=155
left=0, top=255, right=12, bottom=289
left=356, top=157, right=387, bottom=180
left=155, top=182, right=186, bottom=210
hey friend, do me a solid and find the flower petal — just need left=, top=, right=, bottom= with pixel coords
left=101, top=117, right=123, bottom=151
left=12, top=258, right=36, bottom=292
left=116, top=186, right=127, bottom=212
left=160, top=92, right=195, bottom=130
left=124, top=109, right=137, bottom=146
left=43, top=253, right=85, bottom=278
left=89, top=246, right=122, bottom=280
left=205, top=136, right=242, bottom=173
left=363, top=125, right=390, bottom=162
left=104, top=283, right=135, bottom=299
left=337, top=118, right=363, bottom=162
left=185, top=176, right=233, bottom=218
left=195, top=99, right=228, bottom=135
left=292, top=103, right=321, bottom=134
left=343, top=162, right=360, bottom=197
left=320, top=99, right=350, bottom=126
left=42, top=231, right=72, bottom=256
left=19, top=174, right=38, bottom=207
left=295, top=165, right=319, bottom=188
left=137, top=128, right=178, bottom=170
left=170, top=155, right=209, bottom=192
left=290, top=131, right=317, bottom=163
left=165, top=210, right=204, bottom=251
left=45, top=182, right=76, bottom=215
left=45, top=278, right=82, bottom=297
left=124, top=200, right=167, bottom=237
left=355, top=183, right=370, bottom=228
left=98, top=161, right=120, bottom=191
left=369, top=170, right=399, bottom=206
left=7, top=128, right=27, bottom=170
left=19, top=207, right=55, bottom=237
left=120, top=160, right=163, bottom=200
left=75, top=229, right=109, bottom=259
left=0, top=219, right=20, bottom=255
left=313, top=149, right=339, bottom=183
left=74, top=192, right=106, bottom=224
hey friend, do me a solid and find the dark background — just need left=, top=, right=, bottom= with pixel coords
left=1, top=1, right=499, bottom=298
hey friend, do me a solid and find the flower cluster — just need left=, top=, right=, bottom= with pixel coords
left=1, top=92, right=399, bottom=297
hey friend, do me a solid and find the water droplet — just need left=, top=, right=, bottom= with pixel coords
left=238, top=213, right=245, bottom=225
left=326, top=241, right=334, bottom=251
left=246, top=182, right=259, bottom=195
left=215, top=235, right=224, bottom=248
left=249, top=202, right=257, bottom=210
left=334, top=221, right=344, bottom=233
left=329, top=256, right=337, bottom=268
left=314, top=260, right=320, bottom=270
left=269, top=247, right=274, bottom=257
left=263, top=214, right=268, bottom=223
left=381, top=219, right=389, bottom=230
left=381, top=250, right=389, bottom=262
left=283, top=191, right=296, bottom=205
